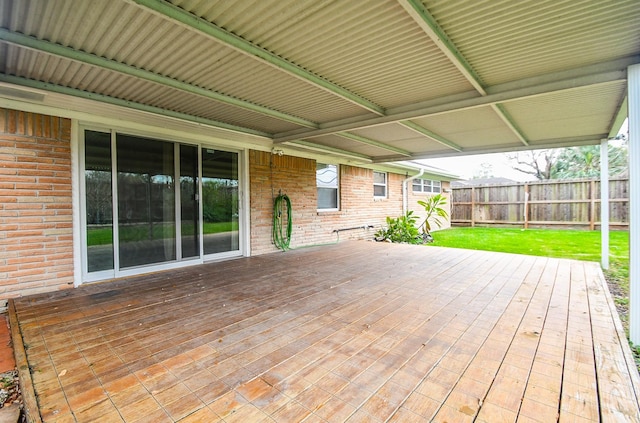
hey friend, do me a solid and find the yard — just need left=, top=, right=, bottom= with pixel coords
left=427, top=227, right=638, bottom=363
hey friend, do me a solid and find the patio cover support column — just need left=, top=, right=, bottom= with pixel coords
left=601, top=139, right=609, bottom=270
left=629, top=63, right=640, bottom=345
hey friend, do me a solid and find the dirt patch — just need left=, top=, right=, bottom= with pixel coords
left=0, top=370, right=20, bottom=408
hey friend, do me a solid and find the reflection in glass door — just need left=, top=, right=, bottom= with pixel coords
left=180, top=145, right=199, bottom=259
left=202, top=149, right=239, bottom=255
left=117, top=135, right=176, bottom=268
left=85, top=131, right=114, bottom=273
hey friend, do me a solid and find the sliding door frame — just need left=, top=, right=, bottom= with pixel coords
left=77, top=124, right=247, bottom=284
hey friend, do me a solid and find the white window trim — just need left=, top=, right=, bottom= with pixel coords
left=317, top=163, right=339, bottom=211
left=373, top=171, right=387, bottom=198
left=412, top=179, right=442, bottom=194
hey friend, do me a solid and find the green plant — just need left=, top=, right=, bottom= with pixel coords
left=375, top=211, right=421, bottom=244
left=417, top=193, right=449, bottom=239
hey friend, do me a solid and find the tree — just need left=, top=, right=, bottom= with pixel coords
left=553, top=143, right=628, bottom=179
left=507, top=143, right=628, bottom=180
left=506, top=149, right=559, bottom=180
left=472, top=162, right=494, bottom=179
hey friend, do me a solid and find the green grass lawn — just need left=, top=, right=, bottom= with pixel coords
left=429, top=227, right=627, bottom=263
left=87, top=221, right=237, bottom=246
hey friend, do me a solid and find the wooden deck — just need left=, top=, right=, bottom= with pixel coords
left=10, top=241, right=640, bottom=422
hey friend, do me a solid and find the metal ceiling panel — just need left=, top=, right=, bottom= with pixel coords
left=171, top=0, right=476, bottom=109
left=348, top=123, right=452, bottom=155
left=2, top=44, right=302, bottom=134
left=410, top=107, right=521, bottom=148
left=2, top=0, right=366, bottom=127
left=0, top=0, right=639, bottom=162
left=502, top=82, right=627, bottom=142
left=304, top=134, right=399, bottom=158
left=349, top=123, right=427, bottom=144
left=424, top=0, right=640, bottom=86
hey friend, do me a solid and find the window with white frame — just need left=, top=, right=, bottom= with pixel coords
left=412, top=179, right=441, bottom=193
left=373, top=171, right=387, bottom=198
left=317, top=163, right=339, bottom=210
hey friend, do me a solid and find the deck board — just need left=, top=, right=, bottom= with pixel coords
left=10, top=241, right=640, bottom=422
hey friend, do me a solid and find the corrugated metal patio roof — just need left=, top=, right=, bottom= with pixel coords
left=0, top=0, right=638, bottom=163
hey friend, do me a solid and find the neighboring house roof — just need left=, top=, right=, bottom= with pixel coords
left=0, top=1, right=636, bottom=165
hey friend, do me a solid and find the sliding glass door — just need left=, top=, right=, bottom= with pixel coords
left=180, top=145, right=200, bottom=259
left=82, top=129, right=241, bottom=280
left=116, top=135, right=176, bottom=268
left=202, top=149, right=239, bottom=256
left=85, top=131, right=114, bottom=273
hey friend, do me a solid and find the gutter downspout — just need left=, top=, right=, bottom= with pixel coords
left=402, top=168, right=424, bottom=215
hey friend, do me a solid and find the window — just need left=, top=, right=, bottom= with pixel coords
left=373, top=171, right=387, bottom=198
left=317, top=163, right=339, bottom=210
left=412, top=179, right=441, bottom=193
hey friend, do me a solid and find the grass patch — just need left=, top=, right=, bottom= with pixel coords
left=87, top=221, right=238, bottom=246
left=427, top=227, right=638, bottom=366
left=428, top=227, right=628, bottom=263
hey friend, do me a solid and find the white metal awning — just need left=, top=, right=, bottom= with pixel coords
left=0, top=0, right=637, bottom=163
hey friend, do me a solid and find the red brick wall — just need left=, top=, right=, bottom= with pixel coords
left=249, top=150, right=406, bottom=254
left=0, top=108, right=74, bottom=303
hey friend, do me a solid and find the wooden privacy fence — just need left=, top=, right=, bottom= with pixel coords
left=451, top=178, right=629, bottom=229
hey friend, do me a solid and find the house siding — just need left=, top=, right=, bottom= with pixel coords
left=0, top=108, right=74, bottom=304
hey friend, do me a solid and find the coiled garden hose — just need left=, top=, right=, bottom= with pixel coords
left=273, top=194, right=292, bottom=250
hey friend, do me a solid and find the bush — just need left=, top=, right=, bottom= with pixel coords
left=375, top=211, right=422, bottom=244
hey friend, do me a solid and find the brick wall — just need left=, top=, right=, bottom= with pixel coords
left=250, top=150, right=411, bottom=254
left=0, top=108, right=74, bottom=304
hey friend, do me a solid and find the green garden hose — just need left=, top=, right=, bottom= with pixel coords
left=273, top=194, right=292, bottom=250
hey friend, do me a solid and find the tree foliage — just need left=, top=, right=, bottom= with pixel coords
left=507, top=143, right=628, bottom=180
left=417, top=193, right=449, bottom=234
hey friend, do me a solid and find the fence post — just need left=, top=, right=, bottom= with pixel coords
left=471, top=186, right=475, bottom=227
left=589, top=180, right=596, bottom=231
left=523, top=183, right=529, bottom=229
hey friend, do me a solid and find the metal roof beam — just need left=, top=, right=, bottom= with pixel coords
left=338, top=132, right=412, bottom=156
left=608, top=96, right=628, bottom=138
left=373, top=134, right=608, bottom=162
left=274, top=61, right=630, bottom=143
left=128, top=0, right=386, bottom=116
left=0, top=74, right=271, bottom=138
left=398, top=0, right=529, bottom=146
left=283, top=140, right=373, bottom=162
left=400, top=121, right=462, bottom=152
left=0, top=28, right=317, bottom=129
left=398, top=0, right=485, bottom=94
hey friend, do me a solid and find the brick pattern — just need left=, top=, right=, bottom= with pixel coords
left=0, top=108, right=74, bottom=304
left=249, top=150, right=450, bottom=255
